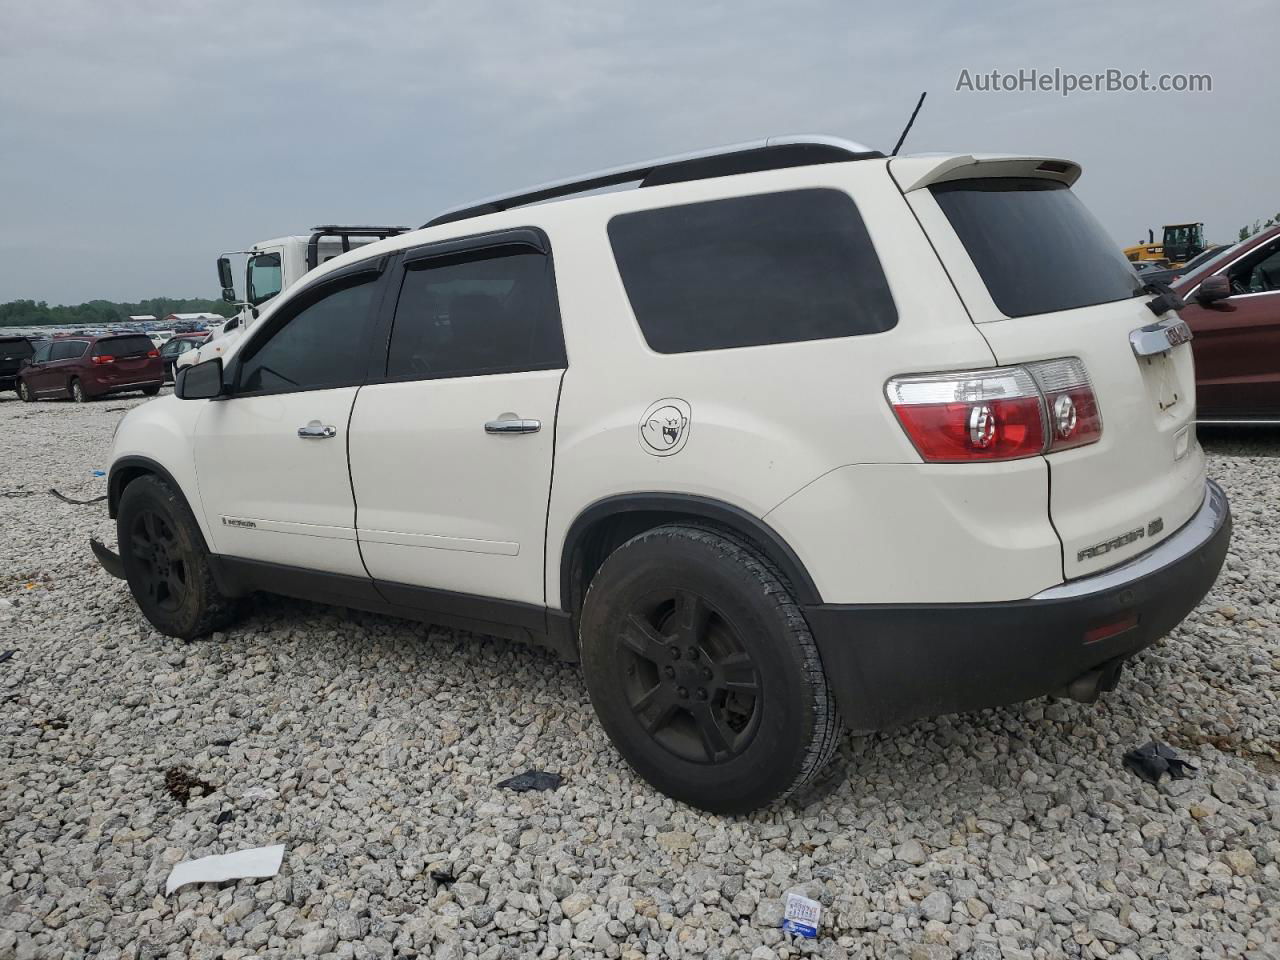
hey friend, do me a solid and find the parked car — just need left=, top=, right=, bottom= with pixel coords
left=18, top=333, right=164, bottom=402
left=1138, top=244, right=1227, bottom=286
left=0, top=335, right=36, bottom=396
left=97, top=137, right=1229, bottom=813
left=159, top=333, right=209, bottom=382
left=1173, top=226, right=1280, bottom=423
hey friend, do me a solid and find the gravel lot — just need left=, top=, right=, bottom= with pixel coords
left=2, top=391, right=1277, bottom=960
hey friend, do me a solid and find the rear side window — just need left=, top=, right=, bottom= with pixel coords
left=0, top=339, right=33, bottom=360
left=51, top=340, right=88, bottom=361
left=95, top=336, right=154, bottom=358
left=239, top=278, right=378, bottom=394
left=386, top=249, right=565, bottom=379
left=608, top=189, right=897, bottom=354
left=931, top=178, right=1142, bottom=318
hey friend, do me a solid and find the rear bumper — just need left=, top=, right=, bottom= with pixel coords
left=804, top=479, right=1231, bottom=731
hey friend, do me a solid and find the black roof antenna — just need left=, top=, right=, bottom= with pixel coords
left=891, top=91, right=927, bottom=156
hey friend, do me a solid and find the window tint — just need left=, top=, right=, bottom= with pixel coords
left=931, top=179, right=1143, bottom=318
left=51, top=340, right=87, bottom=361
left=608, top=189, right=897, bottom=354
left=95, top=336, right=153, bottom=358
left=0, top=339, right=34, bottom=360
left=239, top=279, right=377, bottom=394
left=387, top=249, right=565, bottom=379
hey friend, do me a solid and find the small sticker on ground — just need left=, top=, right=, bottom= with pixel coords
left=781, top=892, right=821, bottom=938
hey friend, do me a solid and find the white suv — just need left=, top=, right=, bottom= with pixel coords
left=96, top=136, right=1230, bottom=813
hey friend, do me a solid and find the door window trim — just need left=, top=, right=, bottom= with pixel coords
left=370, top=227, right=568, bottom=386
left=226, top=256, right=392, bottom=399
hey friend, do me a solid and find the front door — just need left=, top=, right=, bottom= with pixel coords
left=22, top=341, right=55, bottom=393
left=1184, top=236, right=1280, bottom=419
left=194, top=267, right=386, bottom=577
left=348, top=235, right=567, bottom=607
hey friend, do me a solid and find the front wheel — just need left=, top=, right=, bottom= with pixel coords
left=17, top=380, right=33, bottom=402
left=142, top=385, right=161, bottom=396
left=579, top=524, right=843, bottom=814
left=117, top=475, right=240, bottom=639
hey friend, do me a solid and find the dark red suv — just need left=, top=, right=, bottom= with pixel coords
left=17, top=334, right=164, bottom=403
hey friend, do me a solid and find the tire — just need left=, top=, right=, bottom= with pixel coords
left=70, top=377, right=86, bottom=403
left=142, top=385, right=161, bottom=396
left=579, top=523, right=843, bottom=814
left=17, top=380, right=33, bottom=402
left=117, top=475, right=240, bottom=640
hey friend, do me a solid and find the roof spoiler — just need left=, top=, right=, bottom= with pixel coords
left=890, top=154, right=1082, bottom=193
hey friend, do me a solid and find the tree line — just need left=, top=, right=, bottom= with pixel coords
left=0, top=298, right=237, bottom=328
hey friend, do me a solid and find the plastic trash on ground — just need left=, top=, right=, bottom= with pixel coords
left=781, top=892, right=821, bottom=938
left=165, top=844, right=285, bottom=895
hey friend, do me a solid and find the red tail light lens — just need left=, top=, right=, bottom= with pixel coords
left=887, top=359, right=1101, bottom=463
left=147, top=349, right=159, bottom=358
left=92, top=355, right=115, bottom=365
left=1026, top=358, right=1103, bottom=452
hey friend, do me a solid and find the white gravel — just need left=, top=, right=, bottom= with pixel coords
left=1, top=393, right=1278, bottom=960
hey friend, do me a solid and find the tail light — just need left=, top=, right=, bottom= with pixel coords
left=147, top=349, right=159, bottom=358
left=887, top=358, right=1101, bottom=463
left=92, top=355, right=115, bottom=365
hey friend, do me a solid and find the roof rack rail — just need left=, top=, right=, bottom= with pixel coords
left=423, top=134, right=882, bottom=229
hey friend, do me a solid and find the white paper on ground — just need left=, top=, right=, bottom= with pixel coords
left=165, top=844, right=285, bottom=895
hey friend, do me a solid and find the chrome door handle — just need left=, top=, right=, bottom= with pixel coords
left=484, top=418, right=541, bottom=435
left=298, top=422, right=337, bottom=439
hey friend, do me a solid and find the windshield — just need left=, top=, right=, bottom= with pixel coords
left=932, top=178, right=1143, bottom=318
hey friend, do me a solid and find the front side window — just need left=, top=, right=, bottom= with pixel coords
left=386, top=249, right=565, bottom=379
left=1227, top=239, right=1280, bottom=294
left=247, top=253, right=283, bottom=306
left=31, top=342, right=52, bottom=364
left=931, top=178, right=1143, bottom=318
left=608, top=189, right=897, bottom=354
left=237, top=278, right=377, bottom=394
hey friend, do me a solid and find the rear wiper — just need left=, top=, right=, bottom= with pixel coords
left=1141, top=280, right=1186, bottom=316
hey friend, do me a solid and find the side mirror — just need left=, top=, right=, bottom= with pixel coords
left=217, top=257, right=236, bottom=302
left=175, top=357, right=225, bottom=400
left=1196, top=275, right=1232, bottom=305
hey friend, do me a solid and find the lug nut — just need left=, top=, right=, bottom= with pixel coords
left=701, top=668, right=712, bottom=681
left=677, top=687, right=688, bottom=699
left=687, top=647, right=699, bottom=660
left=664, top=666, right=675, bottom=679
left=669, top=646, right=681, bottom=659
left=695, top=688, right=707, bottom=701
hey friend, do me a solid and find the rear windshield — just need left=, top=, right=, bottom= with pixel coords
left=608, top=188, right=897, bottom=353
left=95, top=335, right=154, bottom=358
left=0, top=339, right=34, bottom=360
left=931, top=178, right=1142, bottom=318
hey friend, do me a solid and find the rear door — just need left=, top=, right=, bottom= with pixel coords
left=1179, top=236, right=1280, bottom=420
left=47, top=339, right=89, bottom=394
left=194, top=263, right=386, bottom=577
left=898, top=160, right=1204, bottom=580
left=348, top=230, right=566, bottom=607
left=93, top=335, right=159, bottom=389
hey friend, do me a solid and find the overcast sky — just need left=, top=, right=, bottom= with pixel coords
left=1, top=0, right=1274, bottom=304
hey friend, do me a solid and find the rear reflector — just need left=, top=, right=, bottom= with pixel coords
left=887, top=359, right=1101, bottom=463
left=1083, top=614, right=1138, bottom=645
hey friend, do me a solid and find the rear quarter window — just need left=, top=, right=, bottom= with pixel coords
left=608, top=188, right=897, bottom=353
left=931, top=178, right=1142, bottom=318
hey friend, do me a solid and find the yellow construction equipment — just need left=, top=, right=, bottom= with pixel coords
left=1123, top=222, right=1205, bottom=268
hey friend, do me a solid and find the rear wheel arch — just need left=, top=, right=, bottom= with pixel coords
left=558, top=494, right=823, bottom=619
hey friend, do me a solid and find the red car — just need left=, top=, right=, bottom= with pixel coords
left=1173, top=225, right=1280, bottom=424
left=17, top=333, right=164, bottom=403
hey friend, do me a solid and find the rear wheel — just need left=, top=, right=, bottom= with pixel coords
left=117, top=475, right=240, bottom=639
left=69, top=377, right=86, bottom=403
left=579, top=524, right=843, bottom=814
left=17, top=380, right=33, bottom=402
left=142, top=385, right=161, bottom=396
